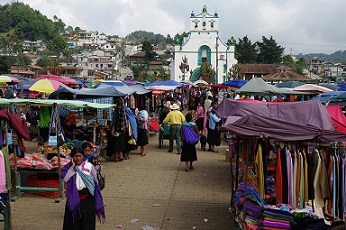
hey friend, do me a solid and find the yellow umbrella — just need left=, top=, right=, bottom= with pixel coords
left=29, top=79, right=65, bottom=93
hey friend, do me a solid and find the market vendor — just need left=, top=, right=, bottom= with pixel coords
left=61, top=146, right=105, bottom=229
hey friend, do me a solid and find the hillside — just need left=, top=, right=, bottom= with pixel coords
left=295, top=50, right=346, bottom=63
left=0, top=2, right=64, bottom=43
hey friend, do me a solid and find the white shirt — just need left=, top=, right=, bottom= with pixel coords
left=75, top=161, right=93, bottom=191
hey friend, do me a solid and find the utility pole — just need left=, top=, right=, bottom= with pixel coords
left=215, top=36, right=219, bottom=84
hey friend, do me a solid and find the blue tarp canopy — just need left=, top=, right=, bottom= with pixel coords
left=144, top=80, right=183, bottom=90
left=49, top=84, right=126, bottom=98
left=311, top=91, right=344, bottom=103
left=223, top=79, right=248, bottom=88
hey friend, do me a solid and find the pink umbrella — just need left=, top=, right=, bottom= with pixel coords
left=36, top=74, right=78, bottom=85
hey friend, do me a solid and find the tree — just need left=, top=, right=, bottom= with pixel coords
left=47, top=34, right=67, bottom=56
left=0, top=56, right=11, bottom=74
left=36, top=55, right=53, bottom=68
left=199, top=62, right=216, bottom=84
left=141, top=40, right=157, bottom=61
left=74, top=26, right=81, bottom=34
left=257, top=36, right=285, bottom=64
left=235, top=36, right=257, bottom=63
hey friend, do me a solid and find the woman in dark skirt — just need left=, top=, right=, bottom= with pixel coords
left=180, top=113, right=198, bottom=172
left=136, top=105, right=149, bottom=156
left=61, top=146, right=105, bottom=230
left=207, top=102, right=221, bottom=152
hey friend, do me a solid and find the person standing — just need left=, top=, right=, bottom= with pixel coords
left=163, top=103, right=186, bottom=154
left=195, top=102, right=204, bottom=135
left=180, top=113, right=198, bottom=172
left=61, top=146, right=105, bottom=230
left=136, top=105, right=149, bottom=156
left=207, top=102, right=221, bottom=152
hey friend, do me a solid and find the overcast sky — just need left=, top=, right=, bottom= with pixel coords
left=2, top=0, right=346, bottom=55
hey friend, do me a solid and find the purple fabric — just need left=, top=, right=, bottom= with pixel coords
left=217, top=99, right=335, bottom=130
left=220, top=114, right=346, bottom=142
left=263, top=220, right=290, bottom=229
left=61, top=162, right=105, bottom=223
left=182, top=125, right=199, bottom=145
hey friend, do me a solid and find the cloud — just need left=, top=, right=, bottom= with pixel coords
left=1, top=0, right=346, bottom=54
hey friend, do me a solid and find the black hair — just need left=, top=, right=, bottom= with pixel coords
left=81, top=142, right=92, bottom=150
left=71, top=146, right=84, bottom=157
left=185, top=113, right=193, bottom=122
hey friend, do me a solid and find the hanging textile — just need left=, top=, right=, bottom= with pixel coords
left=275, top=146, right=282, bottom=203
left=0, top=151, right=6, bottom=193
left=1, top=147, right=11, bottom=190
left=255, top=143, right=264, bottom=198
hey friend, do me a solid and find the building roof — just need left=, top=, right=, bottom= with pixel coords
left=239, top=64, right=280, bottom=74
left=262, top=70, right=310, bottom=81
left=130, top=52, right=146, bottom=58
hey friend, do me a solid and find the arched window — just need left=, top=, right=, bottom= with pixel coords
left=198, top=45, right=211, bottom=66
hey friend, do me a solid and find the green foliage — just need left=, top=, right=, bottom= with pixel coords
left=36, top=55, right=53, bottom=68
left=235, top=36, right=257, bottom=63
left=141, top=40, right=157, bottom=61
left=0, top=56, right=11, bottom=74
left=46, top=35, right=68, bottom=56
left=125, top=30, right=173, bottom=46
left=257, top=36, right=285, bottom=64
left=0, top=2, right=64, bottom=42
left=199, top=62, right=216, bottom=83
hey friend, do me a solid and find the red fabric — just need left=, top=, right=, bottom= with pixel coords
left=275, top=147, right=282, bottom=203
left=148, top=117, right=160, bottom=132
left=0, top=110, right=30, bottom=140
left=326, top=105, right=346, bottom=133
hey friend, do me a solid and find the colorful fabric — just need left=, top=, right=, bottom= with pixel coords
left=255, top=144, right=264, bottom=198
left=0, top=151, right=6, bottom=193
left=61, top=162, right=105, bottom=223
left=1, top=147, right=11, bottom=190
left=275, top=147, right=282, bottom=203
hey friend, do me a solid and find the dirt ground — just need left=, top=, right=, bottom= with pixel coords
left=2, top=133, right=235, bottom=230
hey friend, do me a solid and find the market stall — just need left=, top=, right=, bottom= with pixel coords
left=217, top=99, right=346, bottom=229
left=0, top=99, right=113, bottom=204
left=0, top=110, right=31, bottom=230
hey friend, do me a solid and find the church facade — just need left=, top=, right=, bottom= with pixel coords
left=171, top=6, right=238, bottom=84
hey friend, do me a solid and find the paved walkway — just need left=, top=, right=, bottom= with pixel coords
left=7, top=134, right=234, bottom=230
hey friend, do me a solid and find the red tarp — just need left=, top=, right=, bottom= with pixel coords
left=326, top=105, right=346, bottom=133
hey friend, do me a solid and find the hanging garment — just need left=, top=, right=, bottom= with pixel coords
left=0, top=151, right=6, bottom=193
left=293, top=149, right=298, bottom=208
left=1, top=148, right=11, bottom=190
left=281, top=147, right=288, bottom=204
left=299, top=151, right=305, bottom=209
left=286, top=149, right=294, bottom=206
left=255, top=144, right=264, bottom=198
left=302, top=149, right=309, bottom=203
left=275, top=147, right=282, bottom=204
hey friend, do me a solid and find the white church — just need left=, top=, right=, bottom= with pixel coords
left=171, top=6, right=238, bottom=84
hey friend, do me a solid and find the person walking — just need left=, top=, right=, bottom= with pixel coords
left=180, top=113, right=198, bottom=172
left=61, top=146, right=105, bottom=230
left=136, top=104, right=149, bottom=156
left=163, top=103, right=186, bottom=154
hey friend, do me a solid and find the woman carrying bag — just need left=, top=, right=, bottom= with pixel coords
left=180, top=113, right=198, bottom=172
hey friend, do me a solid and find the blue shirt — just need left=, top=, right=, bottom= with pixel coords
left=208, top=112, right=221, bottom=130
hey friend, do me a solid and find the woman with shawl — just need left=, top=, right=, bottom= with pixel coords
left=61, top=146, right=105, bottom=230
left=180, top=113, right=198, bottom=172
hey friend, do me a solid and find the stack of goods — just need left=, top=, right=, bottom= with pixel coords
left=262, top=208, right=294, bottom=229
left=8, top=153, right=69, bottom=170
left=50, top=156, right=70, bottom=169
left=234, top=182, right=265, bottom=229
